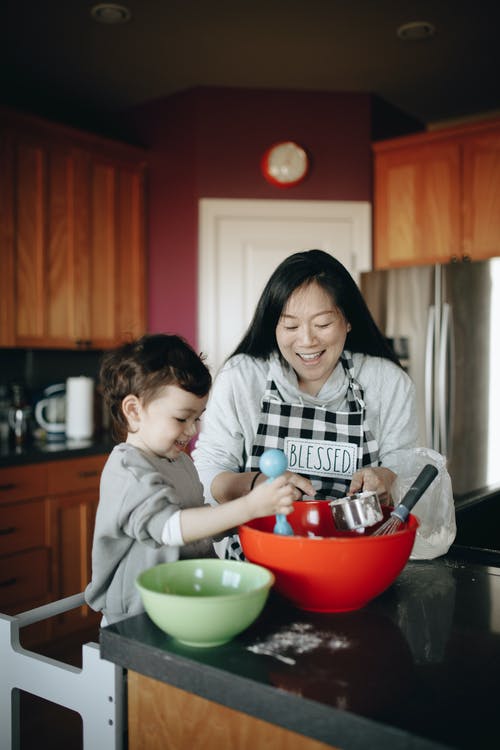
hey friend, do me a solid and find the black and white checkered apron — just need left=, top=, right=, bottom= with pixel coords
left=225, top=351, right=380, bottom=560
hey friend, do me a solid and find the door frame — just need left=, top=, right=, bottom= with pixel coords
left=198, top=198, right=372, bottom=369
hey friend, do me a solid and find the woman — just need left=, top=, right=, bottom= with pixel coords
left=192, top=249, right=418, bottom=559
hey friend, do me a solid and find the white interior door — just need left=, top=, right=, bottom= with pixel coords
left=198, top=199, right=372, bottom=373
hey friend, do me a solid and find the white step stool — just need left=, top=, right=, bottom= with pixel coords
left=0, top=593, right=124, bottom=750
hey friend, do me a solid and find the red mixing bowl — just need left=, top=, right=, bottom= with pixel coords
left=239, top=501, right=419, bottom=612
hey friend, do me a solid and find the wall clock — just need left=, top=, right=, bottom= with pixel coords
left=261, top=141, right=309, bottom=187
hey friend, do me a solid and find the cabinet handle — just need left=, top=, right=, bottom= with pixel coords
left=462, top=254, right=471, bottom=262
left=0, top=577, right=17, bottom=588
left=0, top=483, right=16, bottom=492
left=0, top=526, right=16, bottom=536
left=78, top=470, right=99, bottom=478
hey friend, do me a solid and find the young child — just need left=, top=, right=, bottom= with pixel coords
left=85, top=334, right=294, bottom=624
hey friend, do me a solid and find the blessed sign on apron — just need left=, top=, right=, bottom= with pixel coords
left=284, top=437, right=357, bottom=478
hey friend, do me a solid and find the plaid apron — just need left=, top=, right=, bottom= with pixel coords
left=225, top=351, right=380, bottom=560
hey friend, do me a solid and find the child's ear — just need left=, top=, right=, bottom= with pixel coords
left=122, top=394, right=141, bottom=429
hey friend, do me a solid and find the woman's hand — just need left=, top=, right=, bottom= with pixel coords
left=252, top=469, right=316, bottom=499
left=211, top=468, right=315, bottom=504
left=348, top=466, right=396, bottom=505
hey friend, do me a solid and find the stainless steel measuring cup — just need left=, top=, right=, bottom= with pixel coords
left=329, top=491, right=383, bottom=533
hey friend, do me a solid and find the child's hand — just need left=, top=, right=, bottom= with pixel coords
left=246, top=475, right=297, bottom=520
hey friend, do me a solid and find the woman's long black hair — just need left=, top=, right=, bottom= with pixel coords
left=229, top=249, right=400, bottom=366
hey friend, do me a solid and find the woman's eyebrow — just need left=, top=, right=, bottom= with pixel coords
left=281, top=308, right=337, bottom=318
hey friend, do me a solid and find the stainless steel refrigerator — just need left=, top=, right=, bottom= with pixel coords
left=360, top=258, right=500, bottom=503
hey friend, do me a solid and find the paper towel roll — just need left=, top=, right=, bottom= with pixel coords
left=66, top=376, right=94, bottom=440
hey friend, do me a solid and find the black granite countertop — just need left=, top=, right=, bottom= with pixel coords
left=100, top=553, right=500, bottom=750
left=0, top=435, right=115, bottom=467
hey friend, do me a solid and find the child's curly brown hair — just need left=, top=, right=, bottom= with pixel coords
left=100, top=334, right=212, bottom=442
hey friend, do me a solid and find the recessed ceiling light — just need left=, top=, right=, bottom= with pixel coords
left=90, top=3, right=131, bottom=24
left=397, top=21, right=436, bottom=41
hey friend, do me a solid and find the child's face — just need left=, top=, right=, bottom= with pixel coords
left=126, top=384, right=208, bottom=459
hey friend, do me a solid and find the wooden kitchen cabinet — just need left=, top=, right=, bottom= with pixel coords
left=373, top=116, right=500, bottom=268
left=128, top=672, right=335, bottom=750
left=48, top=488, right=99, bottom=636
left=46, top=454, right=105, bottom=637
left=0, top=463, right=51, bottom=643
left=462, top=127, right=500, bottom=259
left=0, top=108, right=147, bottom=349
left=0, top=453, right=106, bottom=645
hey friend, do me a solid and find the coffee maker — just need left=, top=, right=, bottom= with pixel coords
left=34, top=383, right=66, bottom=441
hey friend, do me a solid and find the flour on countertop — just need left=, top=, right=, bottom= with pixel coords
left=247, top=622, right=351, bottom=665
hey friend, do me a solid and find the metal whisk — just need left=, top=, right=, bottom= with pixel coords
left=373, top=464, right=439, bottom=536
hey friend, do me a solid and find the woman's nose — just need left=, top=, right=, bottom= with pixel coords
left=297, top=324, right=316, bottom=344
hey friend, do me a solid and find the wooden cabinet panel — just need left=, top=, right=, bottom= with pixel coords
left=0, top=132, right=15, bottom=345
left=0, top=467, right=48, bottom=621
left=0, top=107, right=147, bottom=349
left=46, top=454, right=104, bottom=634
left=47, top=454, right=106, bottom=495
left=88, top=158, right=116, bottom=344
left=374, top=142, right=460, bottom=268
left=14, top=140, right=82, bottom=346
left=128, top=671, right=336, bottom=750
left=0, top=548, right=50, bottom=610
left=0, top=498, right=46, bottom=556
left=116, top=166, right=147, bottom=341
left=0, top=463, right=47, bottom=504
left=0, top=453, right=105, bottom=643
left=15, top=140, right=46, bottom=340
left=49, top=489, right=100, bottom=635
left=462, top=128, right=500, bottom=259
left=46, top=148, right=79, bottom=341
left=373, top=117, right=500, bottom=268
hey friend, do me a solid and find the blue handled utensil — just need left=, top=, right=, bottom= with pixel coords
left=259, top=449, right=294, bottom=536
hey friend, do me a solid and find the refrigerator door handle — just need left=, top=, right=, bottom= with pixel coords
left=438, top=303, right=455, bottom=459
left=425, top=305, right=436, bottom=447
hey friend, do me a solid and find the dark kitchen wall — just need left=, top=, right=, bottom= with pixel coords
left=125, top=86, right=421, bottom=347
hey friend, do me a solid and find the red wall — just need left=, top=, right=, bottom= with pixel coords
left=126, top=87, right=412, bottom=346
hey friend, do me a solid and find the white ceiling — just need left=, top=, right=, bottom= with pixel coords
left=1, top=0, right=499, bottom=130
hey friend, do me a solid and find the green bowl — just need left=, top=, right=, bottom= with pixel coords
left=135, top=558, right=274, bottom=647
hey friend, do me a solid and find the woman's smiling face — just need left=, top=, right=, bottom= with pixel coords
left=275, top=281, right=351, bottom=396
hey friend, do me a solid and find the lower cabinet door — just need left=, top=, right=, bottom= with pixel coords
left=49, top=490, right=101, bottom=636
left=0, top=547, right=49, bottom=610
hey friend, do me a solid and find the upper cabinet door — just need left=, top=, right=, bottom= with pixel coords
left=373, top=117, right=500, bottom=269
left=14, top=139, right=85, bottom=347
left=462, top=128, right=500, bottom=260
left=374, top=141, right=461, bottom=269
left=73, top=151, right=147, bottom=349
left=0, top=109, right=147, bottom=349
left=114, top=164, right=147, bottom=343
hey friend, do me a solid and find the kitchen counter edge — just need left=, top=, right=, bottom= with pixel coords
left=0, top=437, right=115, bottom=467
left=100, top=610, right=450, bottom=750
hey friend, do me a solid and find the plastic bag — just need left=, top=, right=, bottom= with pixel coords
left=389, top=447, right=456, bottom=560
